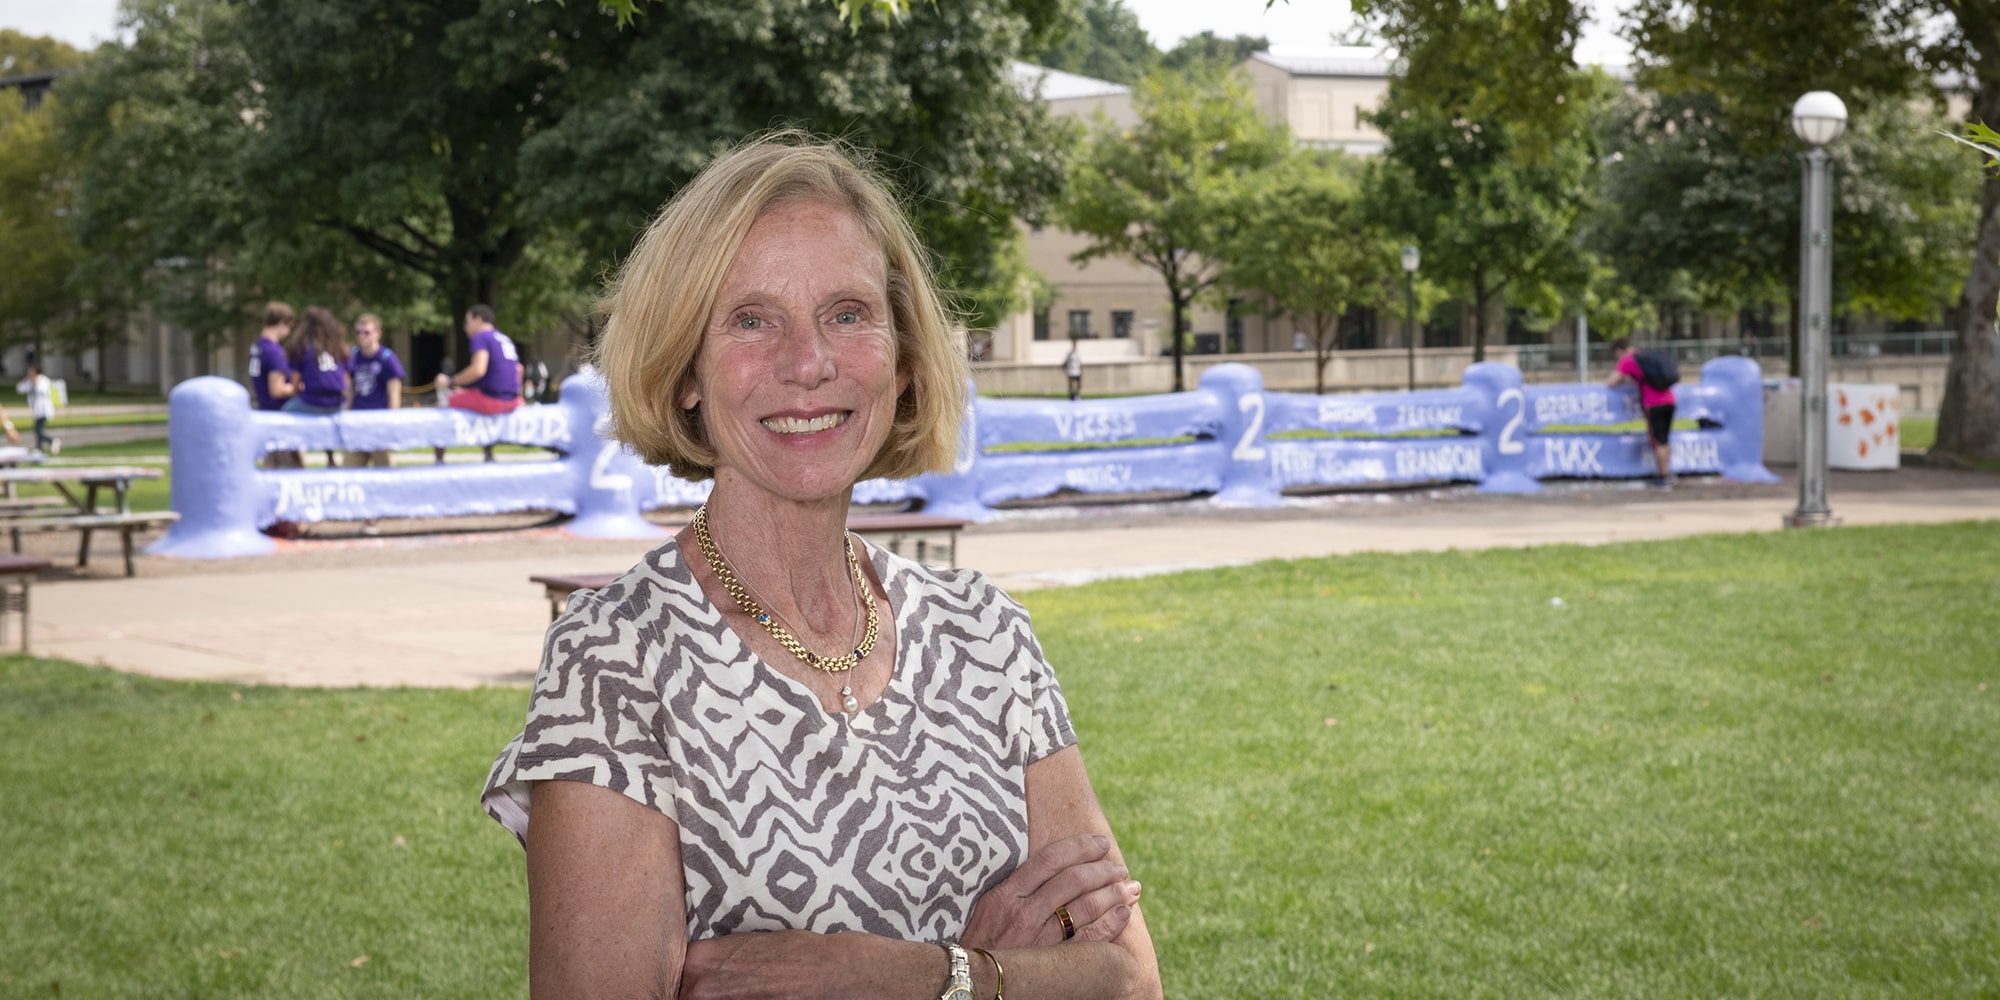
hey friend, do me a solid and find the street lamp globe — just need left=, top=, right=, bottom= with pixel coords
left=1401, top=245, right=1420, bottom=274
left=1791, top=91, right=1848, bottom=147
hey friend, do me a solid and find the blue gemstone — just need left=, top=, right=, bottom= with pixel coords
left=757, top=614, right=770, bottom=624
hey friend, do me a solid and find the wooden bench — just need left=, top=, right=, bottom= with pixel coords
left=530, top=513, right=971, bottom=620
left=0, top=553, right=51, bottom=652
left=7, top=511, right=181, bottom=577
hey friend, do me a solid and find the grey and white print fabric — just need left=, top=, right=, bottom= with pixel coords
left=482, top=538, right=1077, bottom=943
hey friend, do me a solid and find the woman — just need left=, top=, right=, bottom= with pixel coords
left=283, top=306, right=352, bottom=416
left=482, top=134, right=1162, bottom=1000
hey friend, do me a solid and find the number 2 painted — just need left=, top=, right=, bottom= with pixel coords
left=1496, top=388, right=1526, bottom=456
left=1233, top=394, right=1267, bottom=462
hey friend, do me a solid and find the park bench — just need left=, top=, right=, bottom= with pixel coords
left=529, top=512, right=970, bottom=620
left=7, top=511, right=182, bottom=577
left=0, top=553, right=51, bottom=653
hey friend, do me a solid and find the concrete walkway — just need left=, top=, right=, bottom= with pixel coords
left=30, top=477, right=2000, bottom=689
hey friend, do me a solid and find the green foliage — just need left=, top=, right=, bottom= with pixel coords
left=1157, top=31, right=1268, bottom=73
left=0, top=90, right=82, bottom=351
left=1218, top=150, right=1402, bottom=393
left=1028, top=0, right=1156, bottom=85
left=1058, top=64, right=1289, bottom=389
left=0, top=29, right=85, bottom=75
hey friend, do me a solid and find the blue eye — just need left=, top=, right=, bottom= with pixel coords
left=736, top=315, right=763, bottom=330
left=834, top=310, right=859, bottom=324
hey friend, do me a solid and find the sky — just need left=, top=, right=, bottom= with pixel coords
left=0, top=0, right=1636, bottom=66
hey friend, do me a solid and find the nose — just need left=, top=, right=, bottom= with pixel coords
left=776, top=323, right=837, bottom=389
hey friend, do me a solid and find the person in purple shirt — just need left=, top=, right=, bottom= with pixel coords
left=344, top=312, right=405, bottom=471
left=1607, top=336, right=1677, bottom=489
left=435, top=304, right=523, bottom=415
left=284, top=306, right=351, bottom=415
left=248, top=301, right=297, bottom=413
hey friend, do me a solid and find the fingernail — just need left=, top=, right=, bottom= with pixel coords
left=1127, top=879, right=1142, bottom=897
left=1093, top=835, right=1111, bottom=851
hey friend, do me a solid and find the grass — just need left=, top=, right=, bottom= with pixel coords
left=50, top=412, right=172, bottom=428
left=1539, top=418, right=1700, bottom=434
left=1903, top=416, right=1936, bottom=451
left=3, top=522, right=1998, bottom=996
left=1269, top=428, right=1465, bottom=441
left=985, top=435, right=1198, bottom=454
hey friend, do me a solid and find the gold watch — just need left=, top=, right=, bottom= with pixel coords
left=937, top=943, right=974, bottom=1000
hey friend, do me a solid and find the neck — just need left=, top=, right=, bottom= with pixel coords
left=699, top=475, right=857, bottom=625
left=261, top=327, right=285, bottom=341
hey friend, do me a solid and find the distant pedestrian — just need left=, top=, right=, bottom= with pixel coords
left=344, top=313, right=405, bottom=468
left=15, top=363, right=58, bottom=454
left=1063, top=344, right=1083, bottom=401
left=1607, top=337, right=1678, bottom=488
left=285, top=306, right=352, bottom=416
left=436, top=305, right=523, bottom=416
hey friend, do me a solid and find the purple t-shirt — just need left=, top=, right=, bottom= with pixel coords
left=248, top=338, right=292, bottom=412
left=469, top=328, right=520, bottom=399
left=349, top=346, right=406, bottom=410
left=295, top=347, right=350, bottom=409
left=1618, top=353, right=1676, bottom=410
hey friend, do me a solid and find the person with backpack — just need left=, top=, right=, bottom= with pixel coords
left=1607, top=337, right=1679, bottom=488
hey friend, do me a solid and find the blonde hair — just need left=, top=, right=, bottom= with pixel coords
left=595, top=132, right=969, bottom=482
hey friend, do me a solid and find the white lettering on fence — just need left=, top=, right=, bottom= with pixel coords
left=1051, top=410, right=1138, bottom=442
left=273, top=479, right=366, bottom=521
left=451, top=406, right=572, bottom=448
left=1396, top=404, right=1463, bottom=429
left=1063, top=464, right=1133, bottom=491
left=1316, top=400, right=1377, bottom=427
left=1671, top=436, right=1720, bottom=472
left=1533, top=392, right=1617, bottom=424
left=1541, top=437, right=1605, bottom=475
left=1394, top=443, right=1483, bottom=480
left=1271, top=448, right=1390, bottom=485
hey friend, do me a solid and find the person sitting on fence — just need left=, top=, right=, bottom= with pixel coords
left=479, top=133, right=1160, bottom=1000
left=15, top=363, right=58, bottom=455
left=285, top=306, right=352, bottom=471
left=249, top=301, right=304, bottom=472
left=1607, top=337, right=1678, bottom=488
left=435, top=305, right=523, bottom=416
left=344, top=312, right=405, bottom=469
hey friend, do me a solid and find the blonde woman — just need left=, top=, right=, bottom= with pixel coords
left=482, top=134, right=1161, bottom=1000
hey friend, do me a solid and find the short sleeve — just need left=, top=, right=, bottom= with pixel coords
left=1616, top=355, right=1640, bottom=380
left=992, top=589, right=1077, bottom=763
left=383, top=350, right=406, bottom=382
left=480, top=583, right=679, bottom=845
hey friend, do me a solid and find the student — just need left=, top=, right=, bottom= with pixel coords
left=1064, top=344, right=1084, bottom=401
left=285, top=306, right=352, bottom=416
left=15, top=363, right=58, bottom=454
left=435, top=304, right=522, bottom=416
left=344, top=312, right=405, bottom=468
left=249, top=301, right=297, bottom=413
left=1607, top=337, right=1677, bottom=488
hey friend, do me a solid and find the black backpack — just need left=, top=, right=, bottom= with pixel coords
left=1633, top=350, right=1680, bottom=391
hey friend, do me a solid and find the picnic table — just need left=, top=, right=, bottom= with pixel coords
left=529, top=512, right=971, bottom=620
left=0, top=465, right=179, bottom=577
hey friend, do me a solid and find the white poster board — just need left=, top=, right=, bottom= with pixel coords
left=1762, top=379, right=1900, bottom=470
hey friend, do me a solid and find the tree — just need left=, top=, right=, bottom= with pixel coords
left=1624, top=0, right=2000, bottom=462
left=1059, top=64, right=1289, bottom=391
left=1028, top=0, right=1156, bottom=84
left=1158, top=31, right=1268, bottom=73
left=1218, top=149, right=1400, bottom=394
left=0, top=88, right=82, bottom=363
left=0, top=29, right=86, bottom=76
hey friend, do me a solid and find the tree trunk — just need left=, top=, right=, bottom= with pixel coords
left=1168, top=284, right=1188, bottom=393
left=1471, top=266, right=1489, bottom=363
left=1314, top=309, right=1334, bottom=395
left=1936, top=84, right=2000, bottom=462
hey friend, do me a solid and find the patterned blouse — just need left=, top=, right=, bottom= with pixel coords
left=482, top=538, right=1077, bottom=943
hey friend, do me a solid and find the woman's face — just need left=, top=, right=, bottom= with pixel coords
left=682, top=199, right=907, bottom=505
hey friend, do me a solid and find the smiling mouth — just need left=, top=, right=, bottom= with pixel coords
left=761, top=411, right=850, bottom=435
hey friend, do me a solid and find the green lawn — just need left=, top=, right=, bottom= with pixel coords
left=3, top=524, right=1997, bottom=996
left=1903, top=416, right=1936, bottom=450
left=51, top=412, right=171, bottom=429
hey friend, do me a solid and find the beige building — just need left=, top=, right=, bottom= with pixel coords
left=998, top=48, right=1400, bottom=374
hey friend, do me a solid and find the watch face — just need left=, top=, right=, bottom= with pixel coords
left=944, top=988, right=974, bottom=1000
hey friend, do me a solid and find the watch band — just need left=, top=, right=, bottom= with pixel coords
left=937, top=942, right=974, bottom=1000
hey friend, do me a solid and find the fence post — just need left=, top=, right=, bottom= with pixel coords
left=1701, top=356, right=1782, bottom=483
left=1202, top=363, right=1282, bottom=507
left=1463, top=362, right=1541, bottom=494
left=148, top=377, right=274, bottom=558
left=562, top=373, right=668, bottom=539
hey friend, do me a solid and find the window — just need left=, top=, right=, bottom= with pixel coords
left=1111, top=310, right=1134, bottom=339
left=1033, top=308, right=1050, bottom=341
left=1068, top=310, right=1092, bottom=340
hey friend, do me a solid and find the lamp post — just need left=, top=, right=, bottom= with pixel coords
left=1785, top=91, right=1847, bottom=529
left=1401, top=245, right=1420, bottom=392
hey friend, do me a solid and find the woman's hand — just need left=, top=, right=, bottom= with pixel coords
left=962, top=833, right=1142, bottom=949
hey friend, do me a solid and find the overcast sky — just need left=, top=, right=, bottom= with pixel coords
left=0, top=0, right=1635, bottom=66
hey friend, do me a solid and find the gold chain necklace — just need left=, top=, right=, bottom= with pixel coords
left=691, top=505, right=879, bottom=712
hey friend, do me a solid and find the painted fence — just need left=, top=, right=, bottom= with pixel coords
left=151, top=356, right=1776, bottom=559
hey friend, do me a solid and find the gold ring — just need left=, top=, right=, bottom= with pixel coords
left=1055, top=904, right=1076, bottom=940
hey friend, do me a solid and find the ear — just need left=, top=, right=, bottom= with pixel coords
left=677, top=374, right=702, bottom=412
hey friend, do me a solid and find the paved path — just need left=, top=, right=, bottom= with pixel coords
left=27, top=475, right=2000, bottom=688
